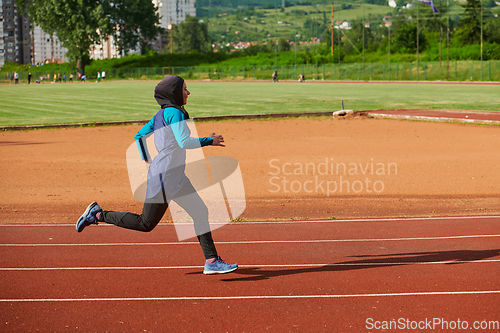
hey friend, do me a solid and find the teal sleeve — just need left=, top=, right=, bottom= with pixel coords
left=134, top=118, right=154, bottom=161
left=165, top=109, right=214, bottom=148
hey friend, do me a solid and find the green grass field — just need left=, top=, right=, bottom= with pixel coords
left=0, top=80, right=499, bottom=126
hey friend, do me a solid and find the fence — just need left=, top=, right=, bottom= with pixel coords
left=2, top=60, right=499, bottom=83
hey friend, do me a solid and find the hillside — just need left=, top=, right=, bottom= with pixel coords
left=198, top=2, right=392, bottom=45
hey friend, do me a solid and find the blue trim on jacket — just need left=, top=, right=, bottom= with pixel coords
left=134, top=108, right=213, bottom=160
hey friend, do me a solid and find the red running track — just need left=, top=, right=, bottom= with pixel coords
left=1, top=216, right=500, bottom=332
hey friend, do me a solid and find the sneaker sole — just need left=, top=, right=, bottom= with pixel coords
left=203, top=266, right=238, bottom=275
left=76, top=201, right=97, bottom=232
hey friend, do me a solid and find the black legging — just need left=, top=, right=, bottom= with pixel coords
left=98, top=181, right=218, bottom=260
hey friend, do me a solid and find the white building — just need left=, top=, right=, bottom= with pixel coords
left=156, top=0, right=196, bottom=28
left=33, top=25, right=68, bottom=63
left=335, top=21, right=351, bottom=30
left=35, top=25, right=120, bottom=62
left=90, top=33, right=121, bottom=60
left=91, top=0, right=196, bottom=57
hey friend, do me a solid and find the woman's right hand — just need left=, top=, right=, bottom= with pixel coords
left=210, top=133, right=225, bottom=147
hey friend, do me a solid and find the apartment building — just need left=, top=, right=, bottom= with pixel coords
left=147, top=0, right=195, bottom=52
left=33, top=25, right=68, bottom=63
left=157, top=0, right=196, bottom=27
left=1, top=0, right=196, bottom=65
left=89, top=33, right=120, bottom=60
left=1, top=0, right=69, bottom=65
left=2, top=0, right=33, bottom=64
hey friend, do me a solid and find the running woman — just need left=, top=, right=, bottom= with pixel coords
left=76, top=75, right=238, bottom=275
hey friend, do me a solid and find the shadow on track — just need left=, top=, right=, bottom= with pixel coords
left=214, top=249, right=500, bottom=282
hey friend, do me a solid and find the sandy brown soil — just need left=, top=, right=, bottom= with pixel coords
left=1, top=115, right=500, bottom=223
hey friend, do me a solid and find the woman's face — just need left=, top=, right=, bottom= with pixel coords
left=182, top=82, right=190, bottom=105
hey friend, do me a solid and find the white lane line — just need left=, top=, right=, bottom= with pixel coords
left=0, top=215, right=499, bottom=227
left=1, top=259, right=499, bottom=271
left=2, top=290, right=499, bottom=302
left=1, top=234, right=499, bottom=247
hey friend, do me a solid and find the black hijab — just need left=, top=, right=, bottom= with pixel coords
left=154, top=75, right=189, bottom=119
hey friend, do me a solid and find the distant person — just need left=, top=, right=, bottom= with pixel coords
left=28, top=72, right=32, bottom=84
left=102, top=71, right=106, bottom=81
left=81, top=74, right=86, bottom=83
left=76, top=75, right=238, bottom=275
left=14, top=72, right=19, bottom=84
left=299, top=74, right=305, bottom=82
left=63, top=74, right=67, bottom=83
left=272, top=71, right=278, bottom=83
left=54, top=73, right=57, bottom=83
left=78, top=72, right=82, bottom=82
left=97, top=71, right=101, bottom=83
left=70, top=73, right=73, bottom=83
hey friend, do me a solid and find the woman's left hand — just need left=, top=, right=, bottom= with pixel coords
left=210, top=133, right=225, bottom=147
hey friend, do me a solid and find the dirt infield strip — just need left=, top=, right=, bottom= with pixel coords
left=1, top=109, right=499, bottom=223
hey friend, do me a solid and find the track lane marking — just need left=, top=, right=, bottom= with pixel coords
left=1, top=259, right=499, bottom=271
left=2, top=290, right=500, bottom=302
left=1, top=234, right=499, bottom=246
left=1, top=215, right=499, bottom=227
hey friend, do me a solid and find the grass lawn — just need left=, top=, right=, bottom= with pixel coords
left=0, top=80, right=499, bottom=126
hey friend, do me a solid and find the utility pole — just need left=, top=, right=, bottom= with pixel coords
left=416, top=0, right=419, bottom=81
left=331, top=2, right=334, bottom=56
left=388, top=23, right=391, bottom=80
left=447, top=0, right=450, bottom=80
left=337, top=2, right=340, bottom=67
left=170, top=18, right=173, bottom=54
left=480, top=0, right=483, bottom=80
left=294, top=2, right=297, bottom=78
left=440, top=27, right=442, bottom=66
left=275, top=2, right=278, bottom=70
left=30, top=26, right=35, bottom=65
left=362, top=0, right=365, bottom=80
left=315, top=17, right=318, bottom=78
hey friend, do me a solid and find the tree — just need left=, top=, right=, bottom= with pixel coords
left=17, top=0, right=161, bottom=73
left=485, top=17, right=500, bottom=44
left=393, top=22, right=426, bottom=53
left=172, top=15, right=212, bottom=53
left=454, top=0, right=484, bottom=46
left=18, top=0, right=111, bottom=74
left=418, top=2, right=445, bottom=33
left=102, top=0, right=163, bottom=56
left=278, top=38, right=290, bottom=52
left=341, top=21, right=367, bottom=55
